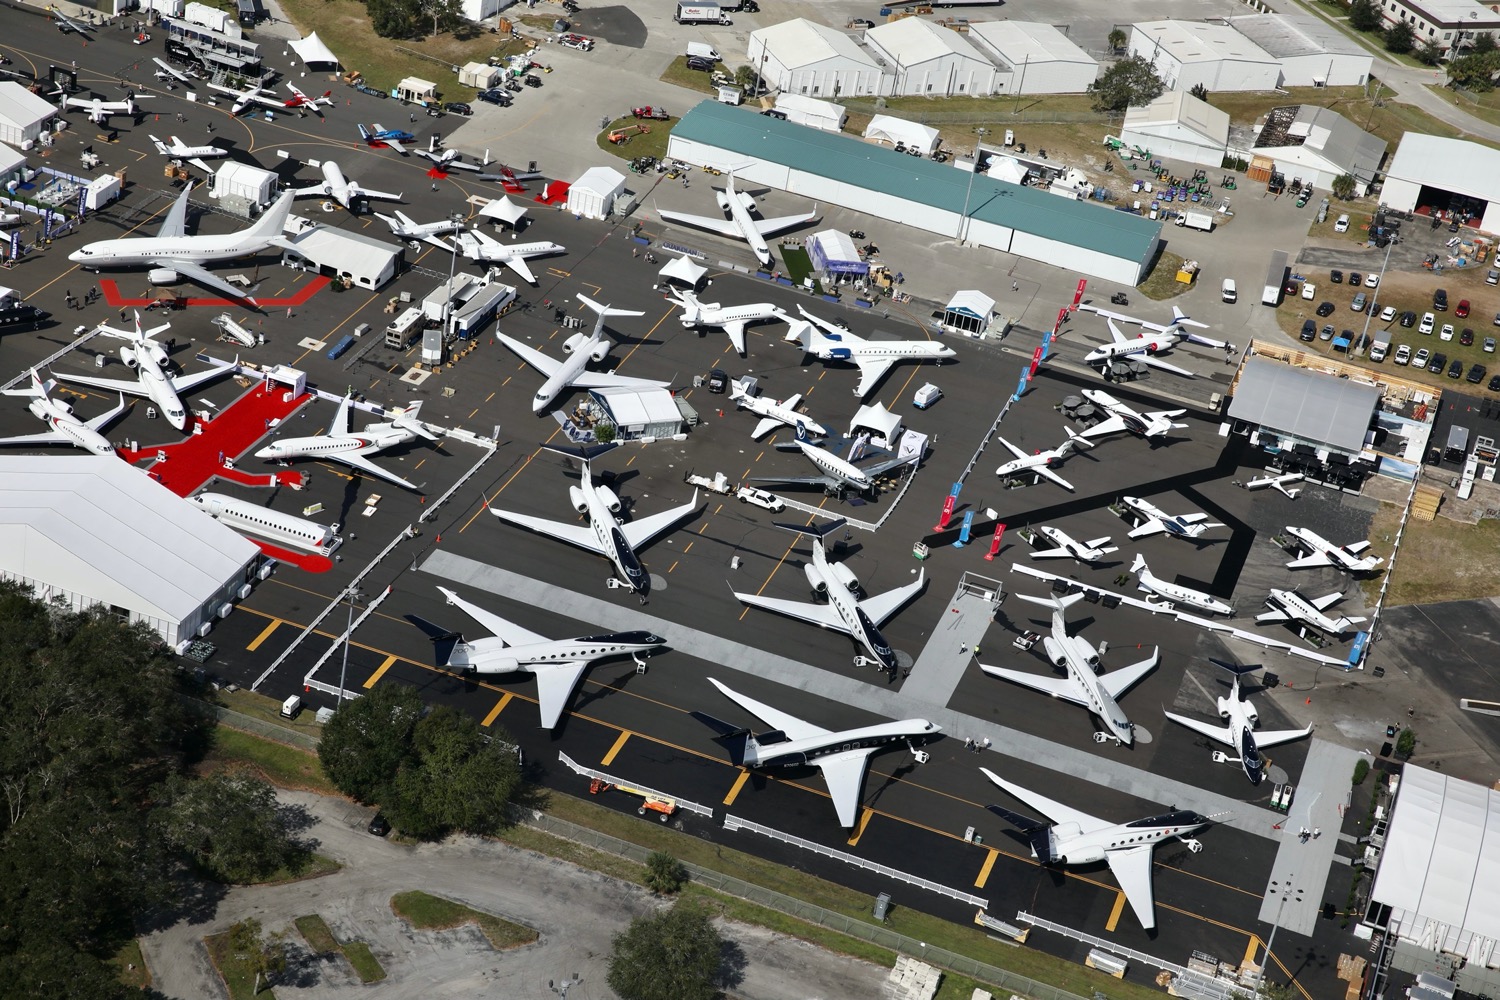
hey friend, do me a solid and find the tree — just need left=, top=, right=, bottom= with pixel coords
left=1384, top=20, right=1415, bottom=54
left=1349, top=0, right=1382, bottom=32
left=1472, top=31, right=1497, bottom=54
left=227, top=918, right=287, bottom=995
left=1352, top=758, right=1370, bottom=785
left=1397, top=728, right=1416, bottom=758
left=1089, top=55, right=1165, bottom=113
left=645, top=852, right=689, bottom=895
left=383, top=708, right=522, bottom=840
left=418, top=0, right=463, bottom=38
left=734, top=64, right=758, bottom=92
left=156, top=771, right=305, bottom=883
left=1448, top=50, right=1500, bottom=91
left=367, top=0, right=420, bottom=38
left=608, top=898, right=724, bottom=1000
left=1331, top=173, right=1358, bottom=200
left=1189, top=82, right=1209, bottom=101
left=1415, top=37, right=1444, bottom=65
left=318, top=682, right=423, bottom=804
left=1107, top=28, right=1127, bottom=53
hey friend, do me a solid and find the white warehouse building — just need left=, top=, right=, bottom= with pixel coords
left=1120, top=90, right=1230, bottom=168
left=748, top=18, right=889, bottom=100
left=1380, top=133, right=1500, bottom=235
left=1129, top=20, right=1281, bottom=93
left=1250, top=105, right=1386, bottom=196
left=968, top=21, right=1098, bottom=95
left=866, top=17, right=998, bottom=97
left=0, top=456, right=263, bottom=648
left=1228, top=14, right=1372, bottom=88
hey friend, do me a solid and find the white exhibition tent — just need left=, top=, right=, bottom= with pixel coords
left=566, top=166, right=626, bottom=221
left=987, top=155, right=1028, bottom=185
left=862, top=115, right=939, bottom=154
left=479, top=196, right=529, bottom=228
left=288, top=32, right=340, bottom=68
left=808, top=229, right=865, bottom=276
left=849, top=401, right=903, bottom=449
left=658, top=255, right=707, bottom=287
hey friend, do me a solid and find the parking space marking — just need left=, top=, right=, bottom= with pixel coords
left=481, top=692, right=513, bottom=727
left=1243, top=935, right=1261, bottom=969
left=1104, top=890, right=1127, bottom=932
left=363, top=654, right=398, bottom=689
left=601, top=731, right=631, bottom=766
left=974, top=848, right=999, bottom=888
left=845, top=807, right=874, bottom=847
left=246, top=618, right=283, bottom=652
left=722, top=770, right=752, bottom=806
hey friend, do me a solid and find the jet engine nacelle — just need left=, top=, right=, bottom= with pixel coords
left=1218, top=696, right=1232, bottom=720
left=1042, top=636, right=1069, bottom=668
left=828, top=560, right=859, bottom=594
left=119, top=346, right=139, bottom=369
left=29, top=399, right=62, bottom=420
left=714, top=190, right=733, bottom=214
left=475, top=656, right=521, bottom=675
left=145, top=343, right=171, bottom=368
left=568, top=484, right=588, bottom=513
left=588, top=339, right=611, bottom=363
left=596, top=486, right=622, bottom=513
left=804, top=561, right=827, bottom=594
left=1064, top=844, right=1107, bottom=865
left=561, top=331, right=589, bottom=355
left=147, top=267, right=180, bottom=286
left=1243, top=702, right=1259, bottom=724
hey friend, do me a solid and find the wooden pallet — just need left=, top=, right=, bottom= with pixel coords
left=1411, top=484, right=1444, bottom=521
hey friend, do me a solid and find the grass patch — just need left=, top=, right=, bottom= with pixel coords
left=594, top=116, right=674, bottom=165
left=108, top=938, right=150, bottom=990
left=390, top=891, right=538, bottom=950
left=205, top=930, right=276, bottom=1000
left=216, top=688, right=326, bottom=740
left=659, top=57, right=720, bottom=96
left=1138, top=249, right=1193, bottom=301
left=244, top=853, right=343, bottom=887
left=778, top=244, right=821, bottom=291
left=294, top=915, right=387, bottom=983
left=1370, top=505, right=1500, bottom=605
left=205, top=726, right=338, bottom=796
left=340, top=940, right=387, bottom=983
left=1426, top=85, right=1500, bottom=130
left=1200, top=81, right=1488, bottom=151
left=293, top=915, right=339, bottom=955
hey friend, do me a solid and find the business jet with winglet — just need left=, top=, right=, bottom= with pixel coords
left=1284, top=525, right=1383, bottom=574
left=497, top=296, right=668, bottom=413
left=374, top=209, right=465, bottom=242
left=491, top=444, right=699, bottom=602
left=434, top=229, right=566, bottom=286
left=151, top=135, right=228, bottom=163
left=1244, top=472, right=1303, bottom=498
left=410, top=586, right=665, bottom=729
left=729, top=379, right=827, bottom=440
left=1130, top=554, right=1232, bottom=616
left=357, top=123, right=416, bottom=153
left=733, top=517, right=925, bottom=673
left=64, top=92, right=150, bottom=125
left=749, top=438, right=912, bottom=496
left=980, top=591, right=1158, bottom=746
left=1258, top=589, right=1365, bottom=636
left=48, top=5, right=95, bottom=33
left=665, top=287, right=781, bottom=356
left=0, top=369, right=127, bottom=456
left=786, top=305, right=955, bottom=399
left=995, top=428, right=1092, bottom=491
left=254, top=393, right=438, bottom=491
left=1163, top=659, right=1312, bottom=784
left=1120, top=496, right=1223, bottom=541
left=1028, top=526, right=1117, bottom=564
left=1079, top=389, right=1189, bottom=440
left=414, top=146, right=483, bottom=173
left=69, top=183, right=293, bottom=303
left=52, top=312, right=231, bottom=431
left=658, top=169, right=817, bottom=267
left=981, top=768, right=1211, bottom=930
left=1076, top=303, right=1228, bottom=378
left=693, top=677, right=939, bottom=828
left=293, top=159, right=402, bottom=212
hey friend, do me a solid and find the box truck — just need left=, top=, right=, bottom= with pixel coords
left=1176, top=211, right=1214, bottom=232
left=1262, top=250, right=1289, bottom=306
left=675, top=2, right=728, bottom=23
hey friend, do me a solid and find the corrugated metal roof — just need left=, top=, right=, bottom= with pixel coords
left=1253, top=105, right=1385, bottom=180
left=1386, top=134, right=1500, bottom=202
left=867, top=16, right=989, bottom=67
left=673, top=101, right=1161, bottom=263
left=750, top=18, right=882, bottom=71
left=1124, top=90, right=1230, bottom=144
left=1228, top=14, right=1368, bottom=58
left=1226, top=358, right=1379, bottom=453
left=968, top=21, right=1096, bottom=67
left=1133, top=20, right=1278, bottom=64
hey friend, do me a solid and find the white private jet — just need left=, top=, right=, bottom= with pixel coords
left=434, top=229, right=567, bottom=286
left=1244, top=472, right=1303, bottom=499
left=981, top=768, right=1211, bottom=930
left=150, top=135, right=228, bottom=160
left=1027, top=526, right=1117, bottom=564
left=64, top=92, right=150, bottom=125
left=497, top=296, right=668, bottom=413
left=293, top=160, right=402, bottom=213
left=1079, top=389, right=1189, bottom=440
left=69, top=183, right=294, bottom=303
left=52, top=313, right=230, bottom=431
left=995, top=428, right=1092, bottom=491
left=1284, top=526, right=1383, bottom=574
left=693, top=677, right=939, bottom=828
left=665, top=287, right=782, bottom=357
left=1164, top=660, right=1313, bottom=784
left=1120, top=496, right=1224, bottom=541
left=374, top=210, right=465, bottom=242
left=1076, top=304, right=1229, bottom=378
left=733, top=517, right=925, bottom=673
left=1258, top=589, right=1365, bottom=636
left=750, top=438, right=912, bottom=496
left=412, top=586, right=666, bottom=729
left=787, top=305, right=955, bottom=400
left=211, top=81, right=334, bottom=116
left=491, top=444, right=700, bottom=602
left=729, top=379, right=827, bottom=440
left=980, top=591, right=1158, bottom=746
left=414, top=146, right=483, bottom=173
left=1130, top=554, right=1232, bottom=616
left=0, top=369, right=127, bottom=455
left=254, top=394, right=439, bottom=491
left=658, top=169, right=818, bottom=267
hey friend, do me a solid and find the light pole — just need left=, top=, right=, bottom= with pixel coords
left=1354, top=236, right=1394, bottom=357
left=336, top=585, right=364, bottom=706
left=440, top=209, right=465, bottom=345
left=1258, top=875, right=1303, bottom=998
left=959, top=127, right=988, bottom=245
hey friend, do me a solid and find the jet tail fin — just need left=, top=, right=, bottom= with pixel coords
left=985, top=804, right=1056, bottom=860
left=542, top=442, right=619, bottom=464
left=390, top=401, right=439, bottom=441
left=405, top=615, right=468, bottom=668
left=690, top=711, right=753, bottom=766
left=244, top=190, right=296, bottom=243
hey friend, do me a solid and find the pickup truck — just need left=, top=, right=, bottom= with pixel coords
left=735, top=486, right=785, bottom=512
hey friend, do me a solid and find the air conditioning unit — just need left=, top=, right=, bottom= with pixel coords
left=217, top=602, right=234, bottom=619
left=237, top=583, right=253, bottom=599
left=175, top=640, right=193, bottom=656
left=258, top=560, right=278, bottom=580
left=198, top=621, right=213, bottom=637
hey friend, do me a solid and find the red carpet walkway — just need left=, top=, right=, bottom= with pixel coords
left=250, top=538, right=335, bottom=574
left=100, top=275, right=331, bottom=310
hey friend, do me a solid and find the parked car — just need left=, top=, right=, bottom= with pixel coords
left=1456, top=299, right=1471, bottom=318
left=368, top=813, right=390, bottom=837
left=1468, top=364, right=1487, bottom=384
left=1334, top=214, right=1350, bottom=232
left=1461, top=328, right=1474, bottom=346
left=761, top=108, right=788, bottom=120
left=1434, top=288, right=1448, bottom=311
left=686, top=55, right=715, bottom=71
left=557, top=32, right=594, bottom=50
left=1420, top=312, right=1436, bottom=334
left=1486, top=337, right=1496, bottom=353
left=1301, top=282, right=1316, bottom=301
left=1330, top=269, right=1344, bottom=284
left=1349, top=272, right=1363, bottom=286
left=1440, top=323, right=1455, bottom=341
left=1490, top=373, right=1500, bottom=392
left=355, top=82, right=387, bottom=98
left=1488, top=268, right=1500, bottom=285
left=1320, top=324, right=1335, bottom=341
left=1394, top=344, right=1412, bottom=366
left=1300, top=319, right=1316, bottom=342
left=1316, top=301, right=1335, bottom=317
left=477, top=88, right=512, bottom=106
left=1413, top=347, right=1430, bottom=369
left=1399, top=310, right=1417, bottom=328
left=1380, top=305, right=1397, bottom=322
left=1495, top=312, right=1500, bottom=327
left=441, top=101, right=472, bottom=116
left=1364, top=273, right=1380, bottom=288
left=1429, top=351, right=1447, bottom=373
left=1351, top=292, right=1367, bottom=312
left=632, top=106, right=670, bottom=120
left=1448, top=358, right=1464, bottom=379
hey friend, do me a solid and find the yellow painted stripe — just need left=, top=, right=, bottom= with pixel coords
left=601, top=731, right=631, bottom=766
left=363, top=654, right=397, bottom=689
left=481, top=692, right=513, bottom=727
left=723, top=770, right=751, bottom=805
left=974, top=848, right=999, bottom=888
left=845, top=807, right=874, bottom=847
left=1244, top=935, right=1262, bottom=969
left=1105, top=890, right=1127, bottom=932
left=246, top=619, right=282, bottom=652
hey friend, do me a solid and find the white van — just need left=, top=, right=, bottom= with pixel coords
left=1221, top=278, right=1237, bottom=304
left=686, top=41, right=721, bottom=62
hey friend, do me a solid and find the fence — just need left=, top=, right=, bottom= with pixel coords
left=1019, top=912, right=1242, bottom=1000
left=843, top=104, right=1122, bottom=127
left=185, top=698, right=321, bottom=751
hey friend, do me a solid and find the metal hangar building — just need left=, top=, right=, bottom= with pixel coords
left=666, top=101, right=1163, bottom=286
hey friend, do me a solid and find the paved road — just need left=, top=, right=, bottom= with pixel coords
left=139, top=789, right=889, bottom=999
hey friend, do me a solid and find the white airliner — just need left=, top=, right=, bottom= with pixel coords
left=434, top=229, right=567, bottom=286
left=733, top=517, right=925, bottom=673
left=787, top=305, right=955, bottom=399
left=211, top=81, right=334, bottom=116
left=52, top=313, right=230, bottom=431
left=412, top=586, right=666, bottom=730
left=374, top=210, right=465, bottom=242
left=750, top=438, right=912, bottom=496
left=658, top=169, right=818, bottom=267
left=1076, top=304, right=1228, bottom=378
left=980, top=592, right=1158, bottom=746
left=414, top=147, right=482, bottom=173
left=1130, top=554, right=1232, bottom=616
left=1284, top=526, right=1383, bottom=574
left=995, top=428, right=1092, bottom=490
left=981, top=768, right=1211, bottom=931
left=1164, top=660, right=1312, bottom=784
left=693, top=677, right=939, bottom=828
left=293, top=160, right=402, bottom=213
left=497, top=296, right=668, bottom=413
left=0, top=369, right=127, bottom=455
left=729, top=379, right=827, bottom=440
left=665, top=287, right=782, bottom=356
left=1244, top=472, right=1303, bottom=499
left=491, top=444, right=699, bottom=602
left=254, top=394, right=439, bottom=491
left=150, top=135, right=228, bottom=160
left=1079, top=389, right=1189, bottom=440
left=1120, top=496, right=1223, bottom=541
left=1027, top=526, right=1117, bottom=564
left=64, top=93, right=150, bottom=124
left=69, top=183, right=294, bottom=303
left=1258, top=589, right=1365, bottom=636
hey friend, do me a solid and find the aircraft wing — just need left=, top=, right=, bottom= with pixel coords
left=1286, top=552, right=1334, bottom=570
left=1133, top=352, right=1196, bottom=378
left=166, top=364, right=231, bottom=397
left=380, top=137, right=408, bottom=154
left=816, top=751, right=874, bottom=829
left=1254, top=725, right=1314, bottom=748
left=1030, top=546, right=1077, bottom=560
left=1345, top=540, right=1374, bottom=555
left=733, top=590, right=846, bottom=632
left=1105, top=845, right=1159, bottom=930
left=997, top=436, right=1028, bottom=462
left=533, top=661, right=593, bottom=730
left=1031, top=464, right=1075, bottom=492
left=1310, top=592, right=1346, bottom=612
left=51, top=371, right=148, bottom=397
left=722, top=321, right=747, bottom=356
left=491, top=509, right=604, bottom=555
left=84, top=393, right=130, bottom=431
left=856, top=571, right=925, bottom=627
left=852, top=358, right=897, bottom=399
left=753, top=209, right=820, bottom=237
left=657, top=208, right=742, bottom=238
left=570, top=370, right=671, bottom=390
left=159, top=259, right=255, bottom=303
left=157, top=185, right=193, bottom=239
left=707, top=678, right=829, bottom=742
left=1163, top=711, right=1232, bottom=747
left=436, top=586, right=548, bottom=647
left=1080, top=415, right=1127, bottom=439
left=1126, top=518, right=1167, bottom=540
left=747, top=471, right=836, bottom=489
left=982, top=770, right=1108, bottom=833
left=979, top=664, right=1089, bottom=708
left=751, top=416, right=782, bottom=439
left=497, top=334, right=562, bottom=378
left=293, top=182, right=334, bottom=199
left=0, top=429, right=76, bottom=448
left=1099, top=648, right=1159, bottom=700
left=1256, top=608, right=1291, bottom=624
left=352, top=184, right=404, bottom=203
left=332, top=452, right=421, bottom=491
left=618, top=492, right=699, bottom=550
left=501, top=256, right=537, bottom=286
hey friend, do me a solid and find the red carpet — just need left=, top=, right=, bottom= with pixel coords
left=120, top=382, right=312, bottom=497
left=99, top=275, right=331, bottom=310
left=251, top=539, right=335, bottom=574
left=535, top=181, right=570, bottom=205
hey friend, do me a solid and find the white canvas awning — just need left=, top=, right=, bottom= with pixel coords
left=863, top=114, right=939, bottom=154
left=808, top=229, right=866, bottom=275
left=288, top=32, right=339, bottom=67
left=479, top=196, right=528, bottom=226
left=987, top=155, right=1028, bottom=185
left=659, top=255, right=707, bottom=287
left=849, top=401, right=903, bottom=447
